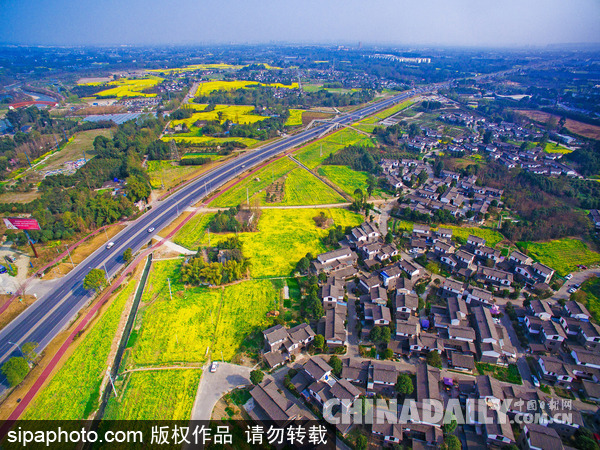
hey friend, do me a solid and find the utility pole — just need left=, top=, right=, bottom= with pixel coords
left=246, top=187, right=249, bottom=206
left=65, top=245, right=74, bottom=268
left=104, top=263, right=109, bottom=279
left=103, top=227, right=109, bottom=242
left=167, top=278, right=173, bottom=301
left=207, top=229, right=211, bottom=247
left=106, top=367, right=118, bottom=398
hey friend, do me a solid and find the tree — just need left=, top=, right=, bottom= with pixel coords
left=426, top=350, right=442, bottom=369
left=250, top=369, right=264, bottom=385
left=355, top=435, right=368, bottom=450
left=442, top=434, right=461, bottom=450
left=382, top=348, right=394, bottom=360
left=21, top=342, right=38, bottom=363
left=313, top=334, right=325, bottom=350
left=1, top=356, right=29, bottom=386
left=329, top=355, right=342, bottom=377
left=395, top=373, right=414, bottom=396
left=123, top=248, right=133, bottom=263
left=83, top=268, right=106, bottom=291
left=295, top=257, right=310, bottom=274
left=442, top=414, right=458, bottom=434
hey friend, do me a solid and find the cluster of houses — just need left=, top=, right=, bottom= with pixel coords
left=409, top=225, right=556, bottom=293
left=513, top=298, right=600, bottom=402
left=382, top=158, right=503, bottom=221
left=251, top=353, right=581, bottom=449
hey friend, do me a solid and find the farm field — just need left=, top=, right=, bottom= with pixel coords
left=147, top=160, right=202, bottom=190
left=195, top=208, right=363, bottom=277
left=578, top=276, right=600, bottom=322
left=302, top=84, right=360, bottom=94
left=318, top=165, right=383, bottom=198
left=295, top=128, right=375, bottom=169
left=209, top=157, right=345, bottom=207
left=517, top=238, right=600, bottom=276
left=129, top=259, right=280, bottom=364
left=195, top=80, right=298, bottom=96
left=395, top=220, right=505, bottom=247
left=162, top=136, right=260, bottom=147
left=22, top=276, right=137, bottom=420
left=358, top=99, right=415, bottom=125
left=83, top=77, right=163, bottom=98
left=130, top=260, right=222, bottom=366
left=103, top=369, right=201, bottom=420
left=515, top=109, right=600, bottom=141
left=544, top=142, right=572, bottom=154
left=209, top=157, right=296, bottom=207
left=279, top=167, right=346, bottom=205
left=172, top=213, right=216, bottom=250
left=41, top=128, right=113, bottom=172
left=171, top=104, right=266, bottom=126
left=212, top=280, right=279, bottom=360
left=285, top=109, right=304, bottom=126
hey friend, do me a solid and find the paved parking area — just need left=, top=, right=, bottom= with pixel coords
left=190, top=362, right=253, bottom=420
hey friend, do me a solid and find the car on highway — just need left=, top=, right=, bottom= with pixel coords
left=210, top=362, right=218, bottom=373
left=106, top=242, right=115, bottom=249
left=531, top=375, right=540, bottom=387
left=565, top=273, right=573, bottom=280
left=148, top=227, right=155, bottom=233
left=0, top=266, right=7, bottom=274
left=4, top=255, right=16, bottom=264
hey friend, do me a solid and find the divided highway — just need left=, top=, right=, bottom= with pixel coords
left=0, top=88, right=422, bottom=389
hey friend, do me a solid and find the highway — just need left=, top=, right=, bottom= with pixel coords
left=0, top=87, right=423, bottom=389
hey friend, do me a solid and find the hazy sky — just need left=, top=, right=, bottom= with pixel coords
left=1, top=0, right=599, bottom=47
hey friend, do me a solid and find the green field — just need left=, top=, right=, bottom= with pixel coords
left=172, top=213, right=216, bottom=250
left=190, top=208, right=363, bottom=277
left=318, top=165, right=380, bottom=197
left=395, top=221, right=505, bottom=247
left=103, top=369, right=202, bottom=420
left=22, top=277, right=137, bottom=420
left=294, top=128, right=375, bottom=169
left=285, top=109, right=304, bottom=126
left=517, top=238, right=600, bottom=276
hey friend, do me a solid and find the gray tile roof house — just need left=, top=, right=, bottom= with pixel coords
left=473, top=306, right=500, bottom=343
left=416, top=362, right=441, bottom=402
left=341, top=358, right=370, bottom=384
left=396, top=316, right=420, bottom=337
left=303, top=356, right=333, bottom=382
left=249, top=379, right=303, bottom=423
left=449, top=352, right=475, bottom=372
left=324, top=304, right=347, bottom=347
left=519, top=423, right=563, bottom=450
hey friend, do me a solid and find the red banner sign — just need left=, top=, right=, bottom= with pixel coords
left=3, top=218, right=41, bottom=230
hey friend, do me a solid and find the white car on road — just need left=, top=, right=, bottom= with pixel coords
left=106, top=242, right=115, bottom=249
left=565, top=274, right=573, bottom=280
left=210, top=362, right=218, bottom=373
